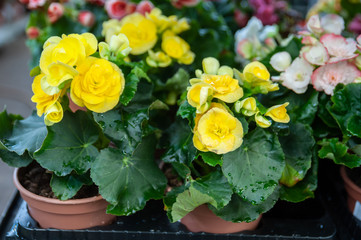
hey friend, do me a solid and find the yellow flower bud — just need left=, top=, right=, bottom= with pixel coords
left=217, top=66, right=234, bottom=77
left=187, top=82, right=213, bottom=113
left=70, top=57, right=125, bottom=113
left=31, top=73, right=62, bottom=117
left=201, top=74, right=243, bottom=103
left=171, top=18, right=190, bottom=34
left=109, top=33, right=131, bottom=57
left=193, top=103, right=243, bottom=154
left=255, top=112, right=271, bottom=128
left=265, top=103, right=290, bottom=123
left=44, top=101, right=63, bottom=126
left=234, top=97, right=257, bottom=116
left=146, top=8, right=170, bottom=33
left=202, top=57, right=220, bottom=75
left=119, top=13, right=157, bottom=55
left=98, top=42, right=110, bottom=60
left=146, top=50, right=172, bottom=68
left=243, top=61, right=270, bottom=82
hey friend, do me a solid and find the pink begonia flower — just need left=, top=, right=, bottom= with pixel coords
left=19, top=0, right=29, bottom=4
left=78, top=11, right=96, bottom=27
left=270, top=51, right=291, bottom=72
left=105, top=0, right=129, bottom=20
left=26, top=27, right=40, bottom=39
left=28, top=0, right=46, bottom=9
left=278, top=57, right=314, bottom=94
left=171, top=0, right=200, bottom=9
left=126, top=3, right=137, bottom=14
left=234, top=10, right=248, bottom=28
left=312, top=61, right=361, bottom=95
left=320, top=14, right=344, bottom=35
left=87, top=0, right=105, bottom=6
left=48, top=3, right=64, bottom=23
left=136, top=1, right=154, bottom=15
left=255, top=4, right=278, bottom=25
left=301, top=36, right=318, bottom=45
left=307, top=15, right=323, bottom=35
left=320, top=34, right=358, bottom=63
left=301, top=41, right=329, bottom=66
left=348, top=14, right=361, bottom=35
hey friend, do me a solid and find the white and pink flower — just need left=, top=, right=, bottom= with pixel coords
left=136, top=1, right=154, bottom=15
left=78, top=11, right=96, bottom=27
left=307, top=15, right=323, bottom=35
left=320, top=34, right=358, bottom=63
left=105, top=0, right=129, bottom=20
left=357, top=34, right=361, bottom=51
left=48, top=3, right=64, bottom=23
left=270, top=51, right=291, bottom=72
left=320, top=14, right=344, bottom=35
left=278, top=57, right=314, bottom=94
left=312, top=61, right=361, bottom=95
left=28, top=0, right=46, bottom=9
left=301, top=41, right=329, bottom=66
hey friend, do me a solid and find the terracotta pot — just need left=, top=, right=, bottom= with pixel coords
left=180, top=204, right=262, bottom=233
left=13, top=168, right=116, bottom=229
left=340, top=166, right=361, bottom=212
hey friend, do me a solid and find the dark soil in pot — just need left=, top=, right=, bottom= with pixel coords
left=18, top=161, right=99, bottom=200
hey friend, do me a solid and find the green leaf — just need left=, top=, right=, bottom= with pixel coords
left=50, top=172, right=92, bottom=200
left=165, top=171, right=232, bottom=223
left=192, top=170, right=233, bottom=209
left=177, top=100, right=196, bottom=124
left=318, top=138, right=361, bottom=168
left=209, top=188, right=279, bottom=223
left=0, top=109, right=21, bottom=139
left=317, top=93, right=338, bottom=128
left=93, top=108, right=149, bottom=155
left=280, top=150, right=318, bottom=203
left=156, top=68, right=189, bottom=94
left=0, top=142, right=32, bottom=167
left=279, top=123, right=315, bottom=187
left=328, top=83, right=361, bottom=137
left=162, top=119, right=197, bottom=166
left=199, top=152, right=222, bottom=167
left=4, top=112, right=47, bottom=156
left=34, top=111, right=100, bottom=176
left=30, top=66, right=40, bottom=77
left=222, top=128, right=285, bottom=204
left=118, top=70, right=141, bottom=106
left=91, top=136, right=167, bottom=216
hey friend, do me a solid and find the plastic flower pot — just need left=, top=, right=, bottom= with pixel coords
left=13, top=168, right=115, bottom=230
left=180, top=204, right=261, bottom=233
left=340, top=166, right=361, bottom=213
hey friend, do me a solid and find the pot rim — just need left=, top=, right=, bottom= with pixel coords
left=13, top=168, right=104, bottom=205
left=340, top=166, right=361, bottom=194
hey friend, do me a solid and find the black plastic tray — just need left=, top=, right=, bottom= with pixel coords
left=318, top=161, right=361, bottom=240
left=0, top=190, right=337, bottom=240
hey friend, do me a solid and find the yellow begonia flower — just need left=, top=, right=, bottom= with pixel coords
left=201, top=74, right=243, bottom=103
left=193, top=103, right=243, bottom=154
left=68, top=33, right=98, bottom=57
left=234, top=97, right=257, bottom=116
left=102, top=19, right=122, bottom=43
left=146, top=50, right=172, bottom=68
left=45, top=61, right=78, bottom=87
left=243, top=61, right=270, bottom=82
left=31, top=73, right=62, bottom=117
left=171, top=18, right=190, bottom=34
left=161, top=31, right=194, bottom=65
left=70, top=57, right=125, bottom=113
left=146, top=8, right=170, bottom=33
left=119, top=13, right=157, bottom=55
left=187, top=82, right=213, bottom=114
left=44, top=101, right=63, bottom=126
left=265, top=103, right=290, bottom=123
left=255, top=112, right=271, bottom=128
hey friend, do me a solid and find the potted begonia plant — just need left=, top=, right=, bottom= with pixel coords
left=0, top=2, right=202, bottom=227
left=161, top=57, right=317, bottom=233
left=261, top=13, right=361, bottom=217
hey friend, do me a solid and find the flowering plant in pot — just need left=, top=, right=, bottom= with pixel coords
left=0, top=28, right=176, bottom=229
left=161, top=57, right=317, bottom=233
left=258, top=12, right=361, bottom=219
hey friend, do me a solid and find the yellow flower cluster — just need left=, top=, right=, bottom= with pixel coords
left=32, top=33, right=125, bottom=125
left=187, top=58, right=290, bottom=154
left=102, top=8, right=194, bottom=67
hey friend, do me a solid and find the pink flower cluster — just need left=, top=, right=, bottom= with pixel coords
left=105, top=0, right=154, bottom=20
left=271, top=14, right=361, bottom=95
left=248, top=0, right=287, bottom=25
